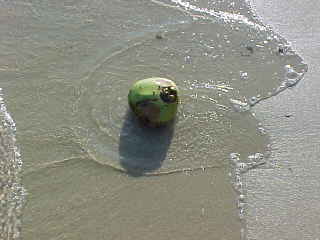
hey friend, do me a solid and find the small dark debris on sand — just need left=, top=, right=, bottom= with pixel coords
left=155, top=33, right=164, bottom=40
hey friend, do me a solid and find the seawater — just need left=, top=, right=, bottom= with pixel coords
left=73, top=0, right=306, bottom=174
left=0, top=0, right=307, bottom=239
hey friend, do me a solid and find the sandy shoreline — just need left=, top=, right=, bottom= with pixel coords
left=246, top=0, right=320, bottom=239
left=23, top=160, right=242, bottom=240
left=1, top=0, right=317, bottom=239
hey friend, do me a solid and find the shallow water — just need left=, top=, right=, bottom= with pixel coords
left=0, top=0, right=307, bottom=239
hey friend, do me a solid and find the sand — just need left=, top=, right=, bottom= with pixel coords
left=246, top=0, right=320, bottom=239
left=0, top=0, right=316, bottom=239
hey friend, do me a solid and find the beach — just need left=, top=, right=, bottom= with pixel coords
left=0, top=0, right=316, bottom=239
left=246, top=0, right=320, bottom=239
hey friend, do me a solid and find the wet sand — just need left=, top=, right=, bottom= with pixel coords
left=246, top=0, right=320, bottom=239
left=23, top=160, right=241, bottom=240
left=1, top=1, right=252, bottom=239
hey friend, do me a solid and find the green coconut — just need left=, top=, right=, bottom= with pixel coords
left=128, top=77, right=179, bottom=127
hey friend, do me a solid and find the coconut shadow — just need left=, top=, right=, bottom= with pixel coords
left=118, top=110, right=175, bottom=177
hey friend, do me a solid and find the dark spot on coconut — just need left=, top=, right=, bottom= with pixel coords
left=160, top=86, right=178, bottom=103
left=135, top=100, right=161, bottom=125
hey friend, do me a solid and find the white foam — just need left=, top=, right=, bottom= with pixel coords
left=230, top=99, right=250, bottom=112
left=257, top=126, right=267, bottom=135
left=0, top=89, right=26, bottom=239
left=240, top=71, right=249, bottom=80
left=229, top=151, right=266, bottom=220
left=167, top=0, right=267, bottom=31
left=284, top=65, right=303, bottom=87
